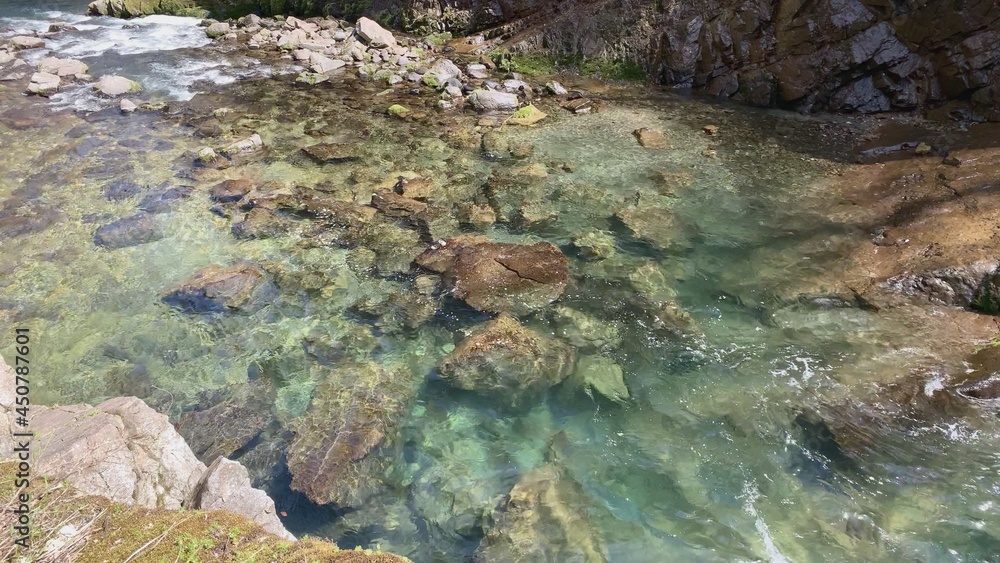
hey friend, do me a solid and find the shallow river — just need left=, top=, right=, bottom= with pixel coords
left=2, top=3, right=999, bottom=562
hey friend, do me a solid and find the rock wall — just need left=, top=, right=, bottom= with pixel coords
left=403, top=0, right=1000, bottom=117
left=83, top=0, right=998, bottom=115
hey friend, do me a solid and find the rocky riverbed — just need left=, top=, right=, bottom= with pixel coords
left=2, top=4, right=1000, bottom=562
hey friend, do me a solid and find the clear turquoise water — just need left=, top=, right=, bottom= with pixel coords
left=2, top=5, right=1000, bottom=562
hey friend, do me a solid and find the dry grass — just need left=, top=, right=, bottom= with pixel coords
left=0, top=462, right=410, bottom=563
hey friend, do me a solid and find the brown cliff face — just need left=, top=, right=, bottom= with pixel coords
left=403, top=0, right=999, bottom=117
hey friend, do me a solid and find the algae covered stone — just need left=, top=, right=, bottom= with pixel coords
left=509, top=104, right=548, bottom=126
left=387, top=104, right=411, bottom=118
left=475, top=463, right=610, bottom=562
left=161, top=263, right=275, bottom=313
left=286, top=361, right=417, bottom=506
left=572, top=355, right=629, bottom=403
left=552, top=306, right=621, bottom=349
left=438, top=314, right=575, bottom=408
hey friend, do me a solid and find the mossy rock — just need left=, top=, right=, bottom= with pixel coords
left=0, top=462, right=410, bottom=562
left=509, top=104, right=547, bottom=126
left=387, top=104, right=411, bottom=118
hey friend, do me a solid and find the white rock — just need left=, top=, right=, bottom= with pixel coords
left=467, top=64, right=490, bottom=79
left=503, top=79, right=532, bottom=92
left=291, top=49, right=312, bottom=61
left=285, top=16, right=318, bottom=34
left=205, top=22, right=231, bottom=39
left=546, top=81, right=568, bottom=95
left=237, top=13, right=261, bottom=27
left=10, top=36, right=44, bottom=50
left=26, top=72, right=60, bottom=96
left=120, top=98, right=137, bottom=113
left=309, top=53, right=345, bottom=74
left=467, top=89, right=519, bottom=112
left=193, top=458, right=295, bottom=541
left=422, top=58, right=461, bottom=88
left=0, top=356, right=295, bottom=540
left=38, top=57, right=88, bottom=77
left=355, top=17, right=396, bottom=48
left=95, top=75, right=140, bottom=97
left=0, top=52, right=15, bottom=65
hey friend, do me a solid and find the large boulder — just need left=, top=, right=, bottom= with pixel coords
left=438, top=314, right=575, bottom=408
left=416, top=237, right=569, bottom=316
left=160, top=263, right=275, bottom=313
left=421, top=58, right=461, bottom=89
left=13, top=396, right=203, bottom=509
left=0, top=356, right=294, bottom=540
left=355, top=17, right=396, bottom=48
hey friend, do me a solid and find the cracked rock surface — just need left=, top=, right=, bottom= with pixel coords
left=416, top=237, right=569, bottom=316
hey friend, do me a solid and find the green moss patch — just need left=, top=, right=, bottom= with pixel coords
left=0, top=462, right=409, bottom=563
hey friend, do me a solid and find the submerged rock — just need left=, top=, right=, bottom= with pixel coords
left=371, top=190, right=427, bottom=218
left=231, top=208, right=300, bottom=240
left=103, top=180, right=145, bottom=201
left=571, top=355, right=629, bottom=403
left=176, top=381, right=273, bottom=465
left=552, top=306, right=621, bottom=349
left=209, top=179, right=252, bottom=203
left=301, top=142, right=359, bottom=163
left=93, top=213, right=164, bottom=249
left=439, top=314, right=575, bottom=408
left=475, top=463, right=609, bottom=562
left=615, top=204, right=683, bottom=250
left=138, top=185, right=192, bottom=214
left=572, top=231, right=616, bottom=261
left=416, top=238, right=569, bottom=316
left=220, top=133, right=264, bottom=157
left=287, top=362, right=416, bottom=506
left=161, top=263, right=275, bottom=313
left=483, top=165, right=548, bottom=223
left=633, top=127, right=670, bottom=148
